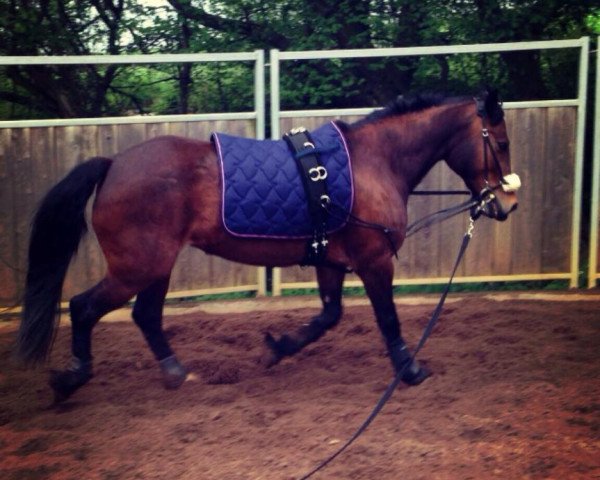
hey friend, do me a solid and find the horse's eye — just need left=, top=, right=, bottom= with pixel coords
left=497, top=141, right=509, bottom=152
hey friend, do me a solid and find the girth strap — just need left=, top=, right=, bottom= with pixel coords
left=283, top=127, right=331, bottom=265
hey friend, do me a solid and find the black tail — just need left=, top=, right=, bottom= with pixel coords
left=16, top=157, right=112, bottom=365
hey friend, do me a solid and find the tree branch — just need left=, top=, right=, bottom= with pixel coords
left=166, top=0, right=290, bottom=49
left=0, top=90, right=44, bottom=112
left=107, top=84, right=146, bottom=114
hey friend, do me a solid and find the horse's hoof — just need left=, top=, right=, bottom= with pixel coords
left=388, top=340, right=431, bottom=386
left=159, top=356, right=187, bottom=390
left=49, top=368, right=93, bottom=404
left=401, top=361, right=432, bottom=386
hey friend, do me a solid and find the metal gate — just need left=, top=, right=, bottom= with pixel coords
left=589, top=37, right=600, bottom=288
left=0, top=51, right=266, bottom=311
left=269, top=38, right=590, bottom=294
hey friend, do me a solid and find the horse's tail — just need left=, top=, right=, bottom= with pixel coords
left=16, top=157, right=113, bottom=365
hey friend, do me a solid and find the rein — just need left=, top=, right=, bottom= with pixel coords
left=320, top=187, right=489, bottom=277
left=298, top=215, right=477, bottom=480
left=325, top=189, right=485, bottom=254
left=405, top=197, right=478, bottom=238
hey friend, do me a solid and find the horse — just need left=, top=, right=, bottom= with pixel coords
left=16, top=88, right=519, bottom=403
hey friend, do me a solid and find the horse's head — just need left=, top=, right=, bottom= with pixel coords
left=449, top=89, right=520, bottom=221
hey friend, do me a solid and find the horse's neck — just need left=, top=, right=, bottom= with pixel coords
left=383, top=105, right=470, bottom=194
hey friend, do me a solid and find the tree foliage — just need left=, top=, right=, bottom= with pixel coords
left=0, top=0, right=597, bottom=119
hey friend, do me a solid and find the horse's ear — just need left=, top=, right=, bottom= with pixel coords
left=478, top=87, right=504, bottom=125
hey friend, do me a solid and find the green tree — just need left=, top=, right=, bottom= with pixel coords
left=0, top=0, right=127, bottom=117
left=167, top=0, right=598, bottom=105
left=444, top=0, right=596, bottom=99
left=0, top=0, right=597, bottom=118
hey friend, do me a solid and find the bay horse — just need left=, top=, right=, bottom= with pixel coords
left=16, top=88, right=519, bottom=402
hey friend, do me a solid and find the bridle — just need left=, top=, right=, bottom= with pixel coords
left=472, top=97, right=521, bottom=219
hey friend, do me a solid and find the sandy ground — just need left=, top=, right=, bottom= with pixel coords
left=0, top=292, right=599, bottom=480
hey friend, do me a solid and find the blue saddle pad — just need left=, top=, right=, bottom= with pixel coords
left=212, top=121, right=353, bottom=238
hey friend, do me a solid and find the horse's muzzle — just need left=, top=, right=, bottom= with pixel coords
left=479, top=193, right=518, bottom=221
left=492, top=197, right=518, bottom=221
left=475, top=173, right=520, bottom=221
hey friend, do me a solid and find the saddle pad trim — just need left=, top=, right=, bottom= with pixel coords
left=213, top=121, right=354, bottom=239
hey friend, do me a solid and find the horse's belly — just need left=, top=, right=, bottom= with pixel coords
left=194, top=230, right=306, bottom=267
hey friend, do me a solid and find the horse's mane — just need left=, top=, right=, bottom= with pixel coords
left=350, top=92, right=469, bottom=128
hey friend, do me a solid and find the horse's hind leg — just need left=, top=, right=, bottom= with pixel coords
left=264, top=265, right=345, bottom=366
left=50, top=276, right=137, bottom=403
left=132, top=277, right=186, bottom=390
left=357, top=258, right=430, bottom=386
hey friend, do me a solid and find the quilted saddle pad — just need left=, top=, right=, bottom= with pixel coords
left=211, top=121, right=353, bottom=238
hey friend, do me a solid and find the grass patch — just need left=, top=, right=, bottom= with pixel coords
left=281, top=279, right=571, bottom=298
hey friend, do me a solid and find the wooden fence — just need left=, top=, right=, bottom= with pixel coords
left=275, top=106, right=577, bottom=292
left=0, top=119, right=262, bottom=309
left=0, top=106, right=582, bottom=307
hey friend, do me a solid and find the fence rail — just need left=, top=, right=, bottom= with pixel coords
left=589, top=38, right=600, bottom=288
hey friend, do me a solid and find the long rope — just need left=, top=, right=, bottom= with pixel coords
left=297, top=218, right=476, bottom=480
left=325, top=196, right=477, bottom=256
left=406, top=198, right=478, bottom=238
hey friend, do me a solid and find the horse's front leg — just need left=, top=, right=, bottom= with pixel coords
left=357, top=257, right=431, bottom=386
left=264, top=265, right=345, bottom=366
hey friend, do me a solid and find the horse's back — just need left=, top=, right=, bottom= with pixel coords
left=113, top=134, right=214, bottom=173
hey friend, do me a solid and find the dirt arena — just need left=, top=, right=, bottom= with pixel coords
left=1, top=292, right=599, bottom=480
